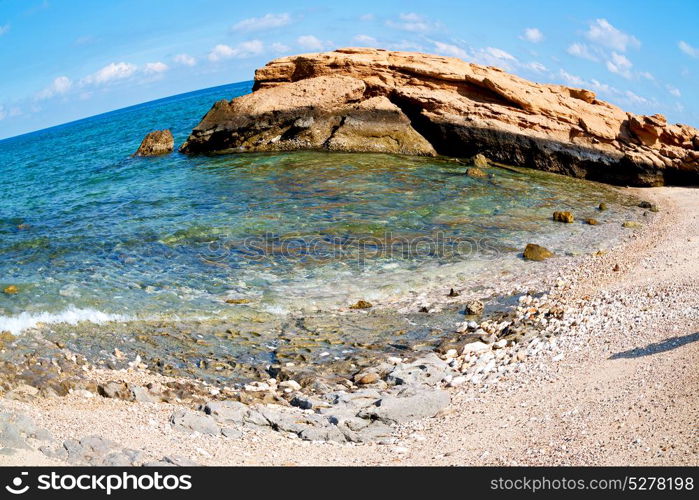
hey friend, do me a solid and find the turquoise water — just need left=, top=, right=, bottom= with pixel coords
left=0, top=82, right=642, bottom=334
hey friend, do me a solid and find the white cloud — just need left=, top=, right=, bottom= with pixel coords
left=36, top=76, right=72, bottom=100
left=678, top=40, right=699, bottom=58
left=173, top=53, right=196, bottom=66
left=271, top=42, right=291, bottom=53
left=144, top=61, right=169, bottom=74
left=666, top=85, right=681, bottom=97
left=624, top=90, right=648, bottom=105
left=0, top=24, right=9, bottom=36
left=81, top=62, right=137, bottom=85
left=232, top=13, right=291, bottom=32
left=584, top=18, right=640, bottom=52
left=524, top=61, right=547, bottom=72
left=567, top=43, right=599, bottom=61
left=353, top=34, right=378, bottom=46
left=387, top=13, right=435, bottom=32
left=208, top=40, right=265, bottom=61
left=297, top=35, right=327, bottom=51
left=639, top=71, right=654, bottom=81
left=559, top=69, right=585, bottom=86
left=522, top=28, right=543, bottom=43
left=606, top=51, right=632, bottom=78
left=433, top=41, right=468, bottom=59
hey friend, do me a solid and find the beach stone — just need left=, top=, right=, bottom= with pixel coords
left=461, top=341, right=491, bottom=355
left=203, top=400, right=248, bottom=424
left=134, top=129, right=174, bottom=156
left=622, top=221, right=642, bottom=228
left=464, top=299, right=485, bottom=315
left=220, top=427, right=244, bottom=439
left=599, top=202, right=608, bottom=210
left=385, top=353, right=449, bottom=386
left=55, top=436, right=142, bottom=465
left=354, top=372, right=380, bottom=385
left=3, top=285, right=19, bottom=295
left=553, top=211, right=574, bottom=223
left=585, top=218, right=599, bottom=225
left=358, top=387, right=451, bottom=425
left=337, top=420, right=394, bottom=443
left=290, top=394, right=330, bottom=411
left=170, top=409, right=220, bottom=435
left=131, top=386, right=156, bottom=403
left=97, top=381, right=132, bottom=400
left=0, top=410, right=51, bottom=450
left=523, top=243, right=554, bottom=261
left=638, top=201, right=658, bottom=211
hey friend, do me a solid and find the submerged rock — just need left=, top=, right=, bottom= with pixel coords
left=553, top=211, right=574, bottom=223
left=134, top=129, right=174, bottom=156
left=349, top=300, right=373, bottom=310
left=181, top=48, right=699, bottom=186
left=585, top=218, right=599, bottom=225
left=464, top=299, right=485, bottom=315
left=2, top=285, right=18, bottom=295
left=472, top=153, right=489, bottom=169
left=465, top=167, right=487, bottom=179
left=598, top=202, right=609, bottom=211
left=523, top=243, right=554, bottom=261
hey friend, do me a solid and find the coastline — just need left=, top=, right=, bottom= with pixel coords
left=1, top=185, right=696, bottom=466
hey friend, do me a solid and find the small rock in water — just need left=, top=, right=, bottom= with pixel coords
left=447, top=288, right=460, bottom=297
left=613, top=264, right=620, bottom=272
left=2, top=285, right=19, bottom=295
left=472, top=153, right=489, bottom=169
left=552, top=211, right=574, bottom=223
left=598, top=202, right=608, bottom=211
left=350, top=300, right=373, bottom=310
left=523, top=243, right=553, bottom=261
left=464, top=300, right=484, bottom=316
left=418, top=306, right=429, bottom=313
left=622, top=221, right=641, bottom=229
left=585, top=218, right=598, bottom=225
left=465, top=167, right=487, bottom=179
left=133, top=129, right=174, bottom=157
left=225, top=298, right=251, bottom=304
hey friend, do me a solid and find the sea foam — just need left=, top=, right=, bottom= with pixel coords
left=0, top=307, right=129, bottom=335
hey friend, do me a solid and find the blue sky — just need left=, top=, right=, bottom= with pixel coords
left=1, top=0, right=698, bottom=139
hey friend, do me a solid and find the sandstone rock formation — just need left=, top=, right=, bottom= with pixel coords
left=134, top=129, right=174, bottom=156
left=181, top=48, right=699, bottom=186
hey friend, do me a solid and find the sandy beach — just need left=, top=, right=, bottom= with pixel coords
left=1, top=185, right=696, bottom=467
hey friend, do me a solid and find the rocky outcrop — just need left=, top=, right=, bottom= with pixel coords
left=134, top=129, right=174, bottom=156
left=181, top=48, right=699, bottom=186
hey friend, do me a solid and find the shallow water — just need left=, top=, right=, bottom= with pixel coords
left=0, top=82, right=642, bottom=337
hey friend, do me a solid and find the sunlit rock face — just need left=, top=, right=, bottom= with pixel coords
left=182, top=48, right=699, bottom=187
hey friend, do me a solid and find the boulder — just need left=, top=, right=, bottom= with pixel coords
left=134, top=129, right=174, bottom=156
left=523, top=243, right=554, bottom=261
left=180, top=48, right=699, bottom=187
left=553, top=211, right=574, bottom=223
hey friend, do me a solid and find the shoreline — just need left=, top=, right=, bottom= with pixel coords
left=1, top=185, right=697, bottom=466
